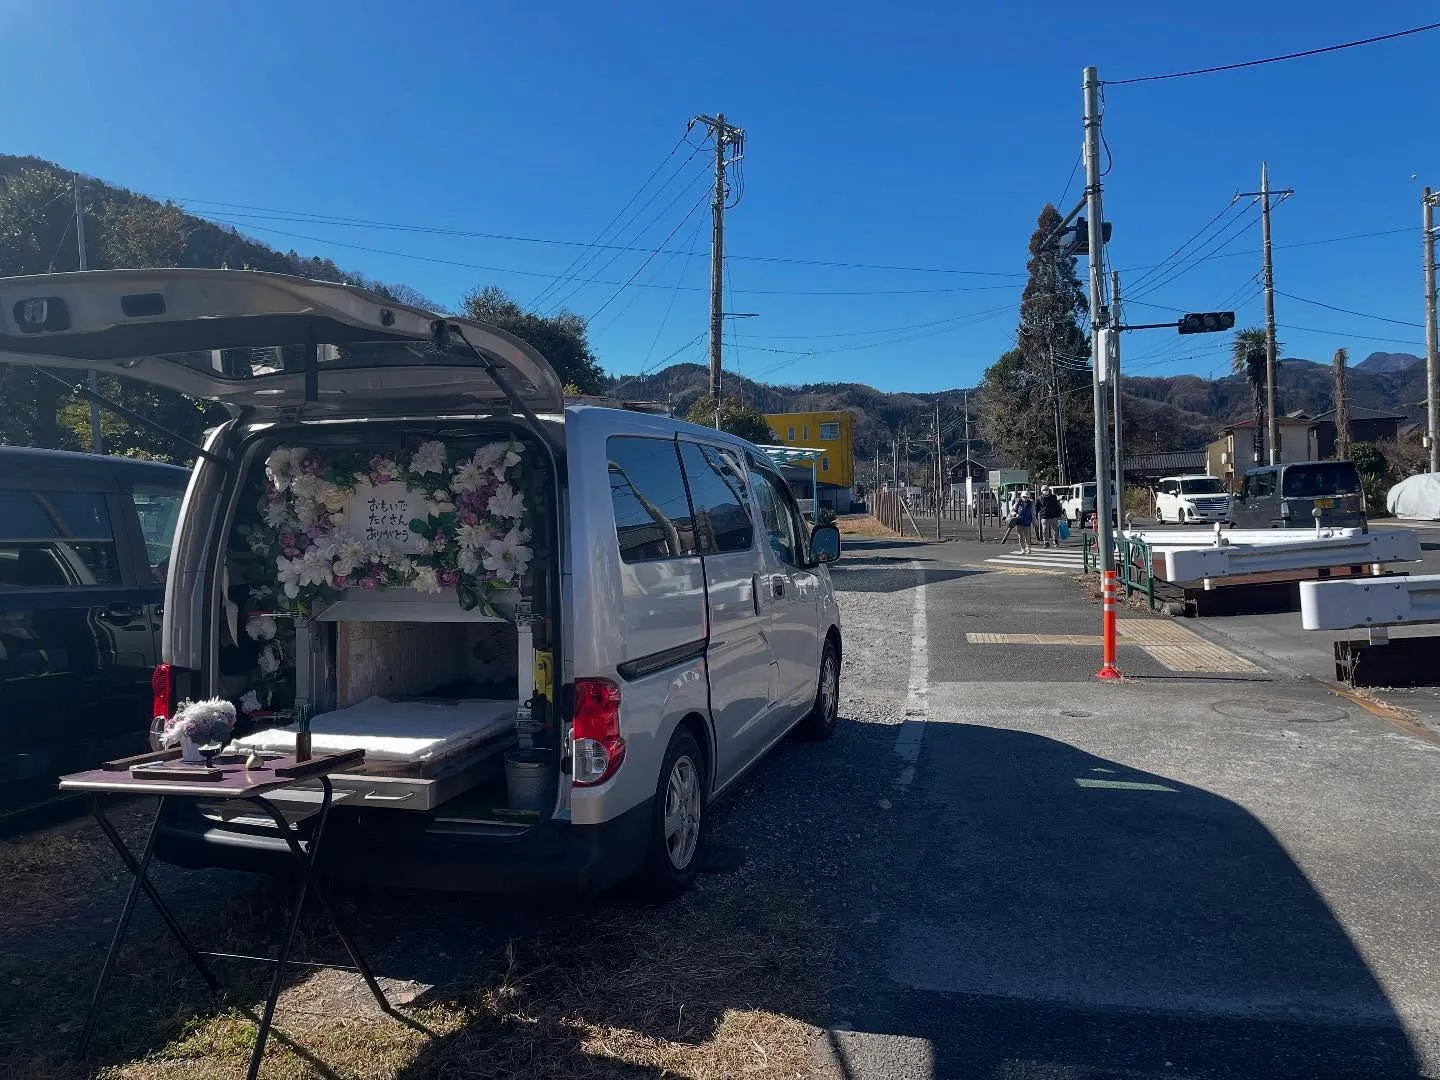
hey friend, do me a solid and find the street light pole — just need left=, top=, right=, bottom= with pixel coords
left=1424, top=187, right=1439, bottom=473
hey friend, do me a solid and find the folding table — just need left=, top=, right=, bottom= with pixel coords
left=60, top=747, right=401, bottom=1080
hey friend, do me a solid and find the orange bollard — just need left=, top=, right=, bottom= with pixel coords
left=1097, top=569, right=1122, bottom=680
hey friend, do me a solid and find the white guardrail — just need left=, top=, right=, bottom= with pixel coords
left=1301, top=573, right=1440, bottom=631
left=1160, top=530, right=1420, bottom=583
left=1127, top=526, right=1365, bottom=554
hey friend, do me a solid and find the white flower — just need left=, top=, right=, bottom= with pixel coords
left=475, top=441, right=523, bottom=479
left=482, top=526, right=533, bottom=583
left=329, top=510, right=347, bottom=532
left=294, top=498, right=322, bottom=529
left=319, top=483, right=349, bottom=513
left=261, top=497, right=289, bottom=529
left=487, top=483, right=524, bottom=519
left=290, top=473, right=325, bottom=503
left=458, top=547, right=480, bottom=575
left=259, top=643, right=282, bottom=676
left=456, top=522, right=487, bottom=550
left=265, top=447, right=306, bottom=489
left=331, top=539, right=367, bottom=579
left=244, top=615, right=277, bottom=642
left=239, top=690, right=263, bottom=713
left=276, top=548, right=331, bottom=598
left=451, top=462, right=484, bottom=493
left=410, top=441, right=447, bottom=476
left=412, top=566, right=442, bottom=594
left=276, top=555, right=306, bottom=599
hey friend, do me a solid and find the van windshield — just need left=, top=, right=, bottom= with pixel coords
left=1283, top=463, right=1361, bottom=498
left=1180, top=478, right=1226, bottom=495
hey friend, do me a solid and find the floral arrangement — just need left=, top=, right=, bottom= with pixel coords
left=162, top=697, right=236, bottom=749
left=243, top=438, right=533, bottom=614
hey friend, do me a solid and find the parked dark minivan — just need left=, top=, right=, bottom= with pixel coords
left=1229, top=460, right=1367, bottom=531
left=0, top=447, right=188, bottom=822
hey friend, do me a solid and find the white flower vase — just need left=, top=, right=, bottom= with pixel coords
left=179, top=733, right=205, bottom=764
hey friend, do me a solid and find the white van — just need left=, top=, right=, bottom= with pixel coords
left=1153, top=475, right=1231, bottom=525
left=0, top=269, right=844, bottom=896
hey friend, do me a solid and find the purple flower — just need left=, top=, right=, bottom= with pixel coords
left=360, top=576, right=380, bottom=591
left=279, top=531, right=297, bottom=549
left=462, top=511, right=478, bottom=527
left=438, top=569, right=460, bottom=588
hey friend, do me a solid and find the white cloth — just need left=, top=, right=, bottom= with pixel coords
left=235, top=695, right=515, bottom=763
left=1387, top=473, right=1440, bottom=520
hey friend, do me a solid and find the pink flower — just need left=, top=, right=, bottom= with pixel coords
left=462, top=512, right=478, bottom=526
left=338, top=576, right=357, bottom=589
left=438, top=569, right=459, bottom=588
left=360, top=576, right=380, bottom=591
left=279, top=531, right=296, bottom=549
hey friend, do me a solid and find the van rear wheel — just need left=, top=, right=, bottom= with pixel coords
left=638, top=728, right=705, bottom=898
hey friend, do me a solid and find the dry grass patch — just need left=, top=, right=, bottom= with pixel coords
left=835, top=515, right=902, bottom=540
left=3, top=865, right=829, bottom=1080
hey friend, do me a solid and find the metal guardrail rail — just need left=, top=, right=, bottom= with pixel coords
left=1301, top=573, right=1440, bottom=632
left=1165, top=530, right=1419, bottom=583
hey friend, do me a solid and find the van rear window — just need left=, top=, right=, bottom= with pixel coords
left=1283, top=463, right=1361, bottom=498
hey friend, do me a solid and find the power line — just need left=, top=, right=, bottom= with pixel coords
left=1126, top=203, right=1261, bottom=302
left=1273, top=290, right=1424, bottom=328
left=1122, top=198, right=1243, bottom=296
left=1276, top=322, right=1425, bottom=347
left=587, top=187, right=713, bottom=321
left=1107, top=21, right=1440, bottom=84
left=524, top=132, right=698, bottom=310
left=177, top=198, right=1025, bottom=277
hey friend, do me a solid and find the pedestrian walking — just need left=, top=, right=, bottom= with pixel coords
left=1038, top=485, right=1064, bottom=547
left=1000, top=490, right=1035, bottom=554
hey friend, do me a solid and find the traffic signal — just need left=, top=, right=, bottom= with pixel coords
left=1177, top=311, right=1236, bottom=335
left=1060, top=218, right=1112, bottom=256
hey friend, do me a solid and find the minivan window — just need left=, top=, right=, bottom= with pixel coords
left=1283, top=462, right=1361, bottom=498
left=753, top=470, right=801, bottom=567
left=0, top=490, right=121, bottom=586
left=1180, top=478, right=1225, bottom=495
left=130, top=481, right=186, bottom=579
left=607, top=437, right=697, bottom=563
left=1248, top=470, right=1275, bottom=497
left=677, top=441, right=754, bottom=554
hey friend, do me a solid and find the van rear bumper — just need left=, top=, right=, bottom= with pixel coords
left=153, top=797, right=651, bottom=895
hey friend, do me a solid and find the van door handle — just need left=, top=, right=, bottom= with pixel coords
left=751, top=574, right=761, bottom=616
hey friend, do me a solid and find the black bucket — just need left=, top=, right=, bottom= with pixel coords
left=504, top=749, right=551, bottom=812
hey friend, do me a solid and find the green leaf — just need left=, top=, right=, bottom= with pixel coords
left=457, top=582, right=480, bottom=611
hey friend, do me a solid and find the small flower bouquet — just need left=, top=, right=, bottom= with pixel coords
left=162, top=698, right=237, bottom=764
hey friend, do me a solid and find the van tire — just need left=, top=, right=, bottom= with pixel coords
left=796, top=641, right=840, bottom=741
left=637, top=729, right=705, bottom=898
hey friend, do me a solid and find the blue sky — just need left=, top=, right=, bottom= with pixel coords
left=1, top=0, right=1436, bottom=392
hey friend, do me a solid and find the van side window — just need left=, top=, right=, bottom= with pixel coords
left=130, top=480, right=186, bottom=581
left=607, top=437, right=697, bottom=564
left=677, top=441, right=754, bottom=554
left=1253, top=471, right=1274, bottom=497
left=752, top=470, right=801, bottom=568
left=0, top=490, right=122, bottom=587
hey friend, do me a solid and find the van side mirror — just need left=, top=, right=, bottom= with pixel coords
left=810, top=523, right=841, bottom=565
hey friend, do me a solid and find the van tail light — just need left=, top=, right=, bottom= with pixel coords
left=572, top=678, right=625, bottom=786
left=150, top=663, right=173, bottom=750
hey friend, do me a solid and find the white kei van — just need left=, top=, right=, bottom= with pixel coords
left=0, top=269, right=844, bottom=896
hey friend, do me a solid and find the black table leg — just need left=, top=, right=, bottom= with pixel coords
left=90, top=796, right=221, bottom=995
left=80, top=794, right=170, bottom=1057
left=251, top=779, right=396, bottom=1017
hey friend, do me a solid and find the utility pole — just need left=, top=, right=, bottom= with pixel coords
left=693, top=113, right=744, bottom=404
left=74, top=175, right=103, bottom=455
left=1083, top=66, right=1119, bottom=680
left=1111, top=269, right=1124, bottom=538
left=934, top=399, right=943, bottom=539
left=1424, top=187, right=1439, bottom=472
left=892, top=434, right=899, bottom=490
left=1238, top=163, right=1292, bottom=465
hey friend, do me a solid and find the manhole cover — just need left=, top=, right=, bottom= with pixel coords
left=1211, top=699, right=1347, bottom=724
left=1060, top=709, right=1093, bottom=718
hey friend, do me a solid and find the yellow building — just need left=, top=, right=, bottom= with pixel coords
left=763, top=410, right=855, bottom=491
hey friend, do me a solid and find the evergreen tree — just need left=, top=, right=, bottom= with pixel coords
left=978, top=205, right=1093, bottom=480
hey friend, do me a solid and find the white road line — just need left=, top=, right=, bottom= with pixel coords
left=893, top=560, right=928, bottom=787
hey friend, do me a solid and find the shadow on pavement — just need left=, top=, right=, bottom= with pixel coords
left=835, top=723, right=1423, bottom=1079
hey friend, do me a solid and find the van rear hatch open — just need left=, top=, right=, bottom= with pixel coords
left=0, top=269, right=564, bottom=419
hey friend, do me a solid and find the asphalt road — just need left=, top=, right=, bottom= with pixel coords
left=812, top=536, right=1440, bottom=1080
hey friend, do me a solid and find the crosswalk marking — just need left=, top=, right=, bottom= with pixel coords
left=984, top=546, right=1086, bottom=573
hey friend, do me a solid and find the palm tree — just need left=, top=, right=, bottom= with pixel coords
left=1231, top=327, right=1278, bottom=467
